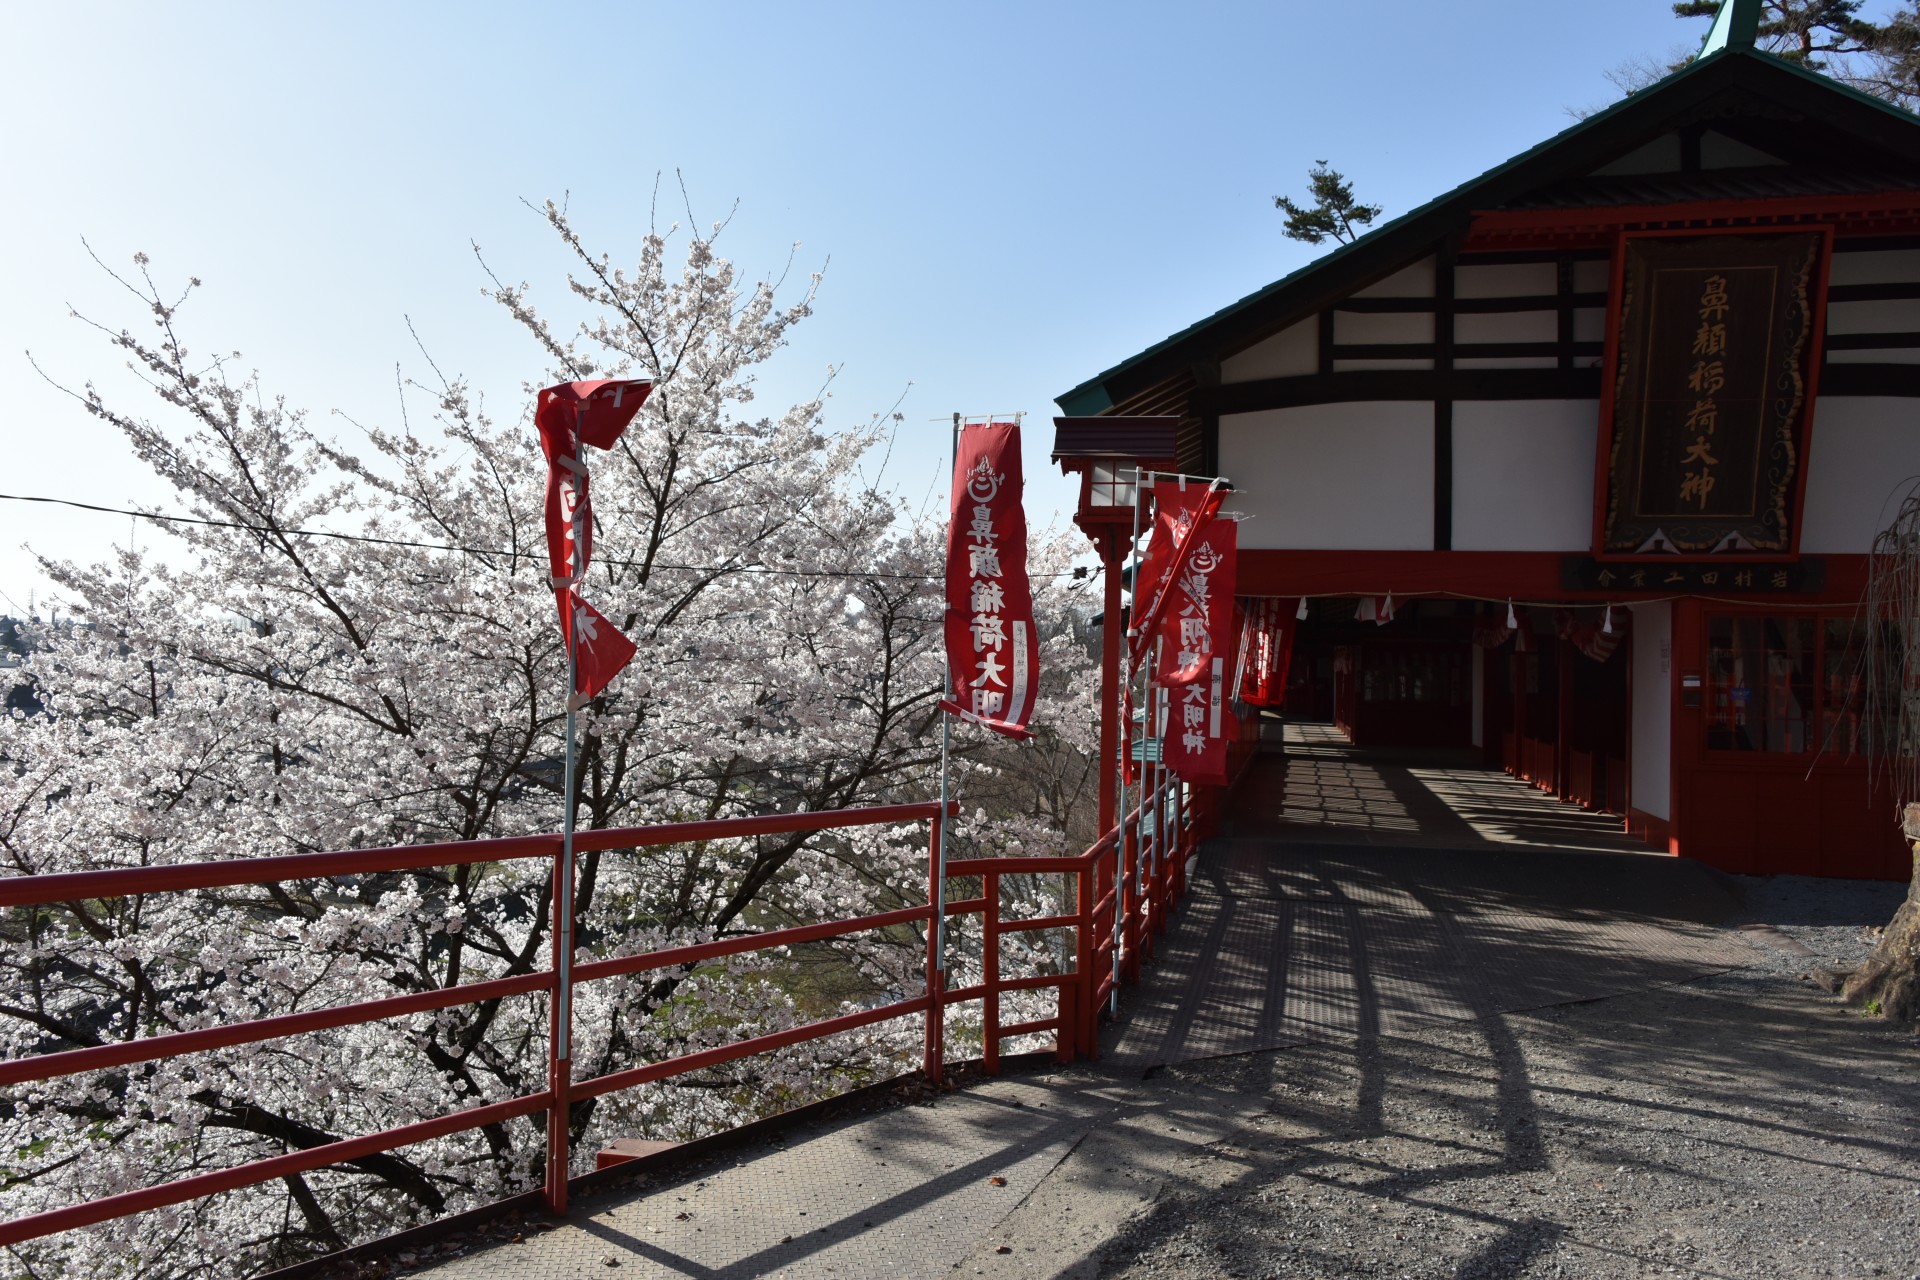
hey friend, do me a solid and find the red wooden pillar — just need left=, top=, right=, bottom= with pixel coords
left=1556, top=634, right=1575, bottom=801
left=1083, top=852, right=1106, bottom=1055
left=1096, top=531, right=1123, bottom=834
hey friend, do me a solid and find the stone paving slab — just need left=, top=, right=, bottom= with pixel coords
left=416, top=1075, right=1121, bottom=1280
left=1099, top=838, right=1753, bottom=1071
left=1232, top=723, right=1656, bottom=855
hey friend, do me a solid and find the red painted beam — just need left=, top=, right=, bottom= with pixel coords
left=0, top=970, right=556, bottom=1088
left=572, top=904, right=935, bottom=985
left=572, top=994, right=931, bottom=1102
left=0, top=1092, right=551, bottom=1249
left=0, top=802, right=955, bottom=910
left=1236, top=549, right=1868, bottom=604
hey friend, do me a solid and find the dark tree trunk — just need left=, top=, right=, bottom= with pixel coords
left=1841, top=804, right=1920, bottom=1022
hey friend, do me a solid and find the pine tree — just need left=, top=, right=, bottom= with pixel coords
left=1673, top=0, right=1881, bottom=70
left=1273, top=162, right=1383, bottom=246
left=1669, top=1, right=1920, bottom=108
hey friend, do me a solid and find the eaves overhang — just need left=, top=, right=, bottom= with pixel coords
left=1054, top=45, right=1920, bottom=419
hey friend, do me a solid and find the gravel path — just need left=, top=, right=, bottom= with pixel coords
left=964, top=873, right=1918, bottom=1280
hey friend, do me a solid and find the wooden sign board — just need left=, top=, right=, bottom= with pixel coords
left=1595, top=230, right=1828, bottom=556
left=1560, top=556, right=1824, bottom=595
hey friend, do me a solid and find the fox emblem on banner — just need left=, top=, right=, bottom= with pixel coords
left=1157, top=511, right=1236, bottom=785
left=939, top=421, right=1038, bottom=740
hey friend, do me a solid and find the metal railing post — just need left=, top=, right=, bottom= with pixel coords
left=923, top=808, right=946, bottom=1084
left=983, top=871, right=1001, bottom=1075
left=1079, top=855, right=1099, bottom=1057
left=544, top=843, right=572, bottom=1216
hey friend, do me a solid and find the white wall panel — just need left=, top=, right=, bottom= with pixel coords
left=1218, top=403, right=1433, bottom=550
left=1332, top=358, right=1435, bottom=371
left=1630, top=601, right=1671, bottom=822
left=1829, top=248, right=1920, bottom=285
left=1450, top=400, right=1599, bottom=551
left=1827, top=348, right=1920, bottom=365
left=1334, top=310, right=1434, bottom=344
left=1593, top=133, right=1682, bottom=176
left=1454, top=357, right=1559, bottom=370
left=1801, top=397, right=1920, bottom=552
left=1455, top=310, right=1557, bottom=344
left=1700, top=130, right=1783, bottom=168
left=1220, top=317, right=1316, bottom=383
left=1457, top=262, right=1557, bottom=297
left=1573, top=307, right=1607, bottom=342
left=1352, top=257, right=1436, bottom=298
left=1827, top=298, right=1920, bottom=334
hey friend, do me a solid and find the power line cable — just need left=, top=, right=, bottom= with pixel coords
left=0, top=491, right=1095, bottom=583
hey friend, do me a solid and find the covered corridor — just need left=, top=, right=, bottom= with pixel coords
left=1229, top=722, right=1650, bottom=855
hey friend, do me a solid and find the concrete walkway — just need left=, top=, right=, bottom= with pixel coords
left=413, top=826, right=1773, bottom=1280
left=1101, top=838, right=1748, bottom=1072
left=1231, top=722, right=1650, bottom=854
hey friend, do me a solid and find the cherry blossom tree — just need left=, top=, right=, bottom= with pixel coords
left=0, top=206, right=1098, bottom=1278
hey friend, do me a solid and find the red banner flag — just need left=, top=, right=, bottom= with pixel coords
left=562, top=595, right=640, bottom=703
left=1129, top=480, right=1225, bottom=677
left=1234, top=598, right=1295, bottom=708
left=940, top=421, right=1038, bottom=740
left=1158, top=515, right=1236, bottom=784
left=534, top=378, right=652, bottom=704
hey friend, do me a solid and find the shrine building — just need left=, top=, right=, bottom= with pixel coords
left=1054, top=0, right=1920, bottom=880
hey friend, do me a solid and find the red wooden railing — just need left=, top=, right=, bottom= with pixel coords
left=0, top=777, right=1202, bottom=1252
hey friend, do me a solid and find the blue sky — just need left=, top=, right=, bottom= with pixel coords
left=0, top=1, right=1848, bottom=608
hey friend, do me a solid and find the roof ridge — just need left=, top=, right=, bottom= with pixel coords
left=1700, top=0, right=1762, bottom=57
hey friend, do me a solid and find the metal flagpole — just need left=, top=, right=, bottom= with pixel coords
left=1150, top=637, right=1163, bottom=914
left=1114, top=466, right=1146, bottom=1012
left=930, top=411, right=960, bottom=1076
left=547, top=405, right=585, bottom=1215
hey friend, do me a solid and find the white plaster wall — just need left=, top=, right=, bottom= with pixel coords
left=1592, top=133, right=1682, bottom=176
left=1801, top=397, right=1920, bottom=552
left=1827, top=299, right=1920, bottom=334
left=1456, top=262, right=1557, bottom=298
left=1827, top=348, right=1920, bottom=365
left=1455, top=310, right=1557, bottom=344
left=1630, top=601, right=1672, bottom=822
left=1352, top=257, right=1436, bottom=298
left=1700, top=131, right=1782, bottom=168
left=1829, top=248, right=1920, bottom=285
left=1334, top=310, right=1434, bottom=344
left=1455, top=357, right=1558, bottom=370
left=1220, top=317, right=1316, bottom=383
left=1449, top=400, right=1600, bottom=551
left=1332, top=358, right=1435, bottom=372
left=1218, top=403, right=1434, bottom=550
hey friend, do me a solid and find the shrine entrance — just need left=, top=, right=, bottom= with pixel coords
left=1253, top=597, right=1638, bottom=851
left=1231, top=722, right=1649, bottom=854
left=1286, top=598, right=1476, bottom=753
